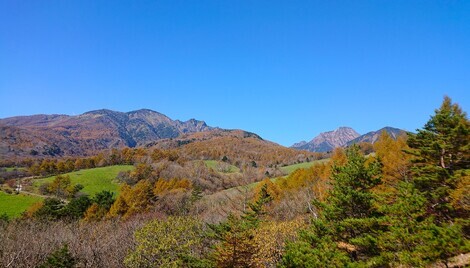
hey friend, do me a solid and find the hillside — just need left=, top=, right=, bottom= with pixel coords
left=291, top=127, right=360, bottom=152
left=0, top=109, right=213, bottom=158
left=148, top=129, right=321, bottom=167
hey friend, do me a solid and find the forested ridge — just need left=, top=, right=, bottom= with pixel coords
left=0, top=97, right=468, bottom=267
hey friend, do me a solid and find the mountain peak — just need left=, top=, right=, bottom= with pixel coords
left=347, top=127, right=408, bottom=145
left=127, top=109, right=162, bottom=115
left=83, top=109, right=119, bottom=115
left=292, top=127, right=360, bottom=152
left=335, top=126, right=355, bottom=132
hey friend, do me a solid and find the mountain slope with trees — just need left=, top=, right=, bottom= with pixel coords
left=0, top=109, right=213, bottom=158
left=0, top=97, right=468, bottom=267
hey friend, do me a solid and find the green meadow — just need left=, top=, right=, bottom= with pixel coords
left=204, top=160, right=240, bottom=173
left=0, top=191, right=43, bottom=218
left=33, top=165, right=134, bottom=196
left=280, top=159, right=328, bottom=175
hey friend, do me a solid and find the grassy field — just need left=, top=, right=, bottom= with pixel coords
left=204, top=160, right=240, bottom=173
left=280, top=159, right=329, bottom=174
left=0, top=191, right=43, bottom=218
left=4, top=167, right=27, bottom=172
left=33, top=165, right=134, bottom=196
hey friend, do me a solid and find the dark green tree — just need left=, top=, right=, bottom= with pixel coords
left=64, top=195, right=92, bottom=220
left=0, top=212, right=9, bottom=226
left=33, top=198, right=67, bottom=221
left=93, top=190, right=115, bottom=211
left=407, top=96, right=469, bottom=220
left=242, top=183, right=273, bottom=227
left=39, top=244, right=77, bottom=268
left=282, top=146, right=383, bottom=267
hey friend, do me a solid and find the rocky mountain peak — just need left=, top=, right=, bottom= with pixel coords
left=291, top=127, right=360, bottom=152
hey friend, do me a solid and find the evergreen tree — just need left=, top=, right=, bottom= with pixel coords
left=210, top=184, right=273, bottom=267
left=242, top=183, right=272, bottom=227
left=39, top=244, right=77, bottom=268
left=64, top=195, right=92, bottom=220
left=282, top=146, right=383, bottom=267
left=407, top=96, right=469, bottom=220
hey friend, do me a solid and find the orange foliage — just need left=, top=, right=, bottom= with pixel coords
left=276, top=161, right=331, bottom=203
left=24, top=201, right=43, bottom=218
left=154, top=178, right=192, bottom=196
left=108, top=178, right=193, bottom=219
left=373, top=131, right=411, bottom=186
left=83, top=203, right=107, bottom=222
left=108, top=180, right=154, bottom=219
left=253, top=178, right=283, bottom=202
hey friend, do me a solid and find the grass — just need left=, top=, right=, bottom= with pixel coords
left=33, top=165, right=134, bottom=196
left=3, top=167, right=26, bottom=172
left=204, top=160, right=240, bottom=173
left=280, top=159, right=329, bottom=174
left=0, top=191, right=43, bottom=218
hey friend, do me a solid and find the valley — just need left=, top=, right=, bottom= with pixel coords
left=0, top=97, right=468, bottom=267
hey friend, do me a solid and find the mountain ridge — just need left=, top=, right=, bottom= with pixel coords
left=292, top=126, right=408, bottom=152
left=346, top=126, right=408, bottom=146
left=0, top=109, right=214, bottom=157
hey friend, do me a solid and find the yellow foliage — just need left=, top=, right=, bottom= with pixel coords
left=451, top=171, right=470, bottom=211
left=276, top=162, right=330, bottom=202
left=153, top=178, right=192, bottom=196
left=253, top=178, right=282, bottom=201
left=373, top=131, right=411, bottom=186
left=107, top=178, right=194, bottom=219
left=107, top=195, right=128, bottom=218
left=24, top=201, right=44, bottom=218
left=330, top=147, right=347, bottom=166
left=83, top=203, right=107, bottom=222
left=252, top=218, right=306, bottom=267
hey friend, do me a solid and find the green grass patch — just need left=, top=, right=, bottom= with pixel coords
left=33, top=165, right=134, bottom=196
left=3, top=167, right=26, bottom=172
left=204, top=160, right=240, bottom=173
left=0, top=191, right=43, bottom=218
left=280, top=159, right=329, bottom=175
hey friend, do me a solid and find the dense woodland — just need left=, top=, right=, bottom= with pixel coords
left=0, top=97, right=468, bottom=267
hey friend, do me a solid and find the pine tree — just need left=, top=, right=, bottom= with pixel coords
left=407, top=96, right=469, bottom=220
left=39, top=244, right=77, bottom=268
left=282, top=146, right=383, bottom=267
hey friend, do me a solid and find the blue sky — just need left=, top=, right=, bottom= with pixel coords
left=0, top=1, right=469, bottom=146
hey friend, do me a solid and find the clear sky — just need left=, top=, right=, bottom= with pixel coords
left=1, top=1, right=469, bottom=146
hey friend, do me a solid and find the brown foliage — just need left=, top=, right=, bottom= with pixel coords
left=0, top=218, right=147, bottom=267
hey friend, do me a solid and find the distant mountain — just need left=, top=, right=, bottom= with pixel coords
left=0, top=109, right=213, bottom=157
left=346, top=127, right=408, bottom=146
left=291, top=127, right=360, bottom=152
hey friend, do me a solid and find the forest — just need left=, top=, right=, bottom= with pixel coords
left=0, top=96, right=468, bottom=268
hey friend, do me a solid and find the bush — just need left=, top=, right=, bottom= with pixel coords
left=125, top=216, right=207, bottom=267
left=39, top=244, right=77, bottom=268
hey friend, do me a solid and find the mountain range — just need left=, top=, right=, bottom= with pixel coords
left=291, top=126, right=407, bottom=152
left=0, top=109, right=408, bottom=158
left=0, top=109, right=213, bottom=157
